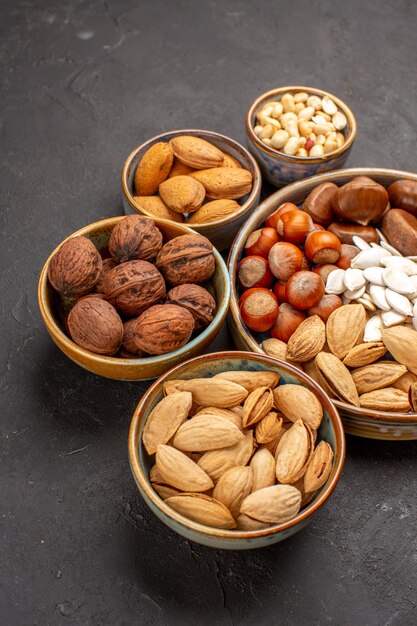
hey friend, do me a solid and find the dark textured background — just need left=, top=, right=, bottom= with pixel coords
left=1, top=1, right=417, bottom=624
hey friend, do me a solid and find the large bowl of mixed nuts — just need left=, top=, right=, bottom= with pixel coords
left=228, top=168, right=417, bottom=440
left=128, top=351, right=345, bottom=549
left=121, top=129, right=262, bottom=251
left=246, top=86, right=356, bottom=187
left=38, top=216, right=230, bottom=381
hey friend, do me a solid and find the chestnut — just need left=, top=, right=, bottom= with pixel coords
left=302, top=181, right=338, bottom=226
left=327, top=222, right=378, bottom=245
left=239, top=288, right=279, bottom=332
left=332, top=177, right=388, bottom=226
left=286, top=270, right=325, bottom=310
left=304, top=230, right=341, bottom=264
left=238, top=255, right=274, bottom=290
left=270, top=302, right=306, bottom=342
left=388, top=179, right=417, bottom=216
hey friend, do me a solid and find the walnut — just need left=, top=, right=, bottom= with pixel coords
left=120, top=318, right=145, bottom=356
left=166, top=284, right=216, bottom=330
left=108, top=216, right=163, bottom=263
left=103, top=260, right=166, bottom=316
left=48, top=236, right=103, bottom=296
left=132, top=304, right=195, bottom=355
left=155, top=234, right=215, bottom=286
left=94, top=258, right=117, bottom=293
left=67, top=297, right=123, bottom=355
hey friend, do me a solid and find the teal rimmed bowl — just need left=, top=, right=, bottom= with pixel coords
left=128, top=351, right=345, bottom=550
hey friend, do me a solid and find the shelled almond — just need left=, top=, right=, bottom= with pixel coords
left=143, top=370, right=334, bottom=530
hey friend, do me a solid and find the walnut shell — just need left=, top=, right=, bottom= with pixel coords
left=166, top=284, right=216, bottom=330
left=67, top=297, right=123, bottom=355
left=132, top=304, right=195, bottom=355
left=48, top=236, right=103, bottom=296
left=103, top=260, right=166, bottom=316
left=108, top=215, right=163, bottom=263
left=94, top=258, right=117, bottom=293
left=155, top=234, right=215, bottom=286
left=120, top=318, right=145, bottom=356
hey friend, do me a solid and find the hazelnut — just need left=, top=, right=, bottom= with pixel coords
left=48, top=236, right=103, bottom=297
left=132, top=304, right=195, bottom=355
left=103, top=260, right=166, bottom=317
left=166, top=284, right=216, bottom=330
left=156, top=234, right=215, bottom=286
left=67, top=297, right=123, bottom=355
left=108, top=215, right=163, bottom=263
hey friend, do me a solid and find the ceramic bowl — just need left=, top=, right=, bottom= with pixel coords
left=38, top=217, right=230, bottom=381
left=121, top=129, right=262, bottom=251
left=246, top=86, right=357, bottom=187
left=228, top=167, right=417, bottom=440
left=128, top=351, right=345, bottom=550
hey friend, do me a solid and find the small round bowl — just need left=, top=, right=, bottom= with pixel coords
left=38, top=217, right=230, bottom=381
left=228, top=167, right=417, bottom=441
left=121, top=129, right=262, bottom=251
left=246, top=86, right=357, bottom=188
left=128, top=351, right=345, bottom=550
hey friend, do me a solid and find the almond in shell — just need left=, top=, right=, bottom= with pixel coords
left=382, top=326, right=417, bottom=375
left=156, top=444, right=214, bottom=492
left=168, top=158, right=196, bottom=178
left=212, top=466, right=253, bottom=518
left=195, top=407, right=243, bottom=430
left=133, top=196, right=184, bottom=223
left=165, top=493, right=236, bottom=529
left=169, top=136, right=224, bottom=170
left=273, top=384, right=323, bottom=430
left=213, top=370, right=281, bottom=392
left=240, top=484, right=302, bottom=524
left=250, top=448, right=276, bottom=492
left=190, top=167, right=253, bottom=200
left=359, top=387, right=410, bottom=411
left=177, top=379, right=248, bottom=408
left=255, top=411, right=283, bottom=443
left=242, top=387, right=274, bottom=427
left=236, top=514, right=271, bottom=530
left=142, top=391, right=193, bottom=455
left=326, top=303, right=367, bottom=359
left=197, top=430, right=254, bottom=482
left=134, top=142, right=174, bottom=195
left=173, top=415, right=244, bottom=451
left=262, top=338, right=304, bottom=370
left=314, top=351, right=360, bottom=406
left=286, top=315, right=326, bottom=362
left=275, top=419, right=313, bottom=484
left=352, top=362, right=407, bottom=395
left=152, top=484, right=182, bottom=500
left=342, top=342, right=387, bottom=367
left=393, top=370, right=417, bottom=392
left=188, top=199, right=240, bottom=224
left=159, top=175, right=206, bottom=213
left=221, top=152, right=242, bottom=168
left=304, top=441, right=334, bottom=493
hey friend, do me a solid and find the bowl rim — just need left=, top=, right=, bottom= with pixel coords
left=246, top=85, right=357, bottom=163
left=128, top=350, right=346, bottom=540
left=227, top=166, right=417, bottom=423
left=121, top=128, right=262, bottom=229
left=38, top=216, right=230, bottom=367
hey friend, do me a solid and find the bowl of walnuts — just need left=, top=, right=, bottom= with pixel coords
left=38, top=215, right=230, bottom=380
left=121, top=129, right=262, bottom=251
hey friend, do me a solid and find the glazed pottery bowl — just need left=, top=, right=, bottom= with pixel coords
left=128, top=350, right=345, bottom=550
left=246, top=86, right=356, bottom=187
left=38, top=217, right=230, bottom=381
left=121, top=129, right=262, bottom=251
left=228, top=167, right=417, bottom=440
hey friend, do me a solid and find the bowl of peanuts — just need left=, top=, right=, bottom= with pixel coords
left=246, top=86, right=357, bottom=188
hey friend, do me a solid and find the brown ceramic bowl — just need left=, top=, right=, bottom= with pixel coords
left=128, top=351, right=345, bottom=549
left=121, top=129, right=262, bottom=251
left=228, top=167, right=417, bottom=440
left=246, top=86, right=357, bottom=187
left=38, top=217, right=230, bottom=381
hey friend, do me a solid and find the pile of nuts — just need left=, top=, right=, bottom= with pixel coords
left=253, top=91, right=348, bottom=157
left=237, top=176, right=417, bottom=412
left=144, top=370, right=333, bottom=530
left=132, top=135, right=253, bottom=225
left=47, top=216, right=217, bottom=357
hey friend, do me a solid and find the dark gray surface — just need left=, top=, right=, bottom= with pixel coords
left=1, top=0, right=417, bottom=624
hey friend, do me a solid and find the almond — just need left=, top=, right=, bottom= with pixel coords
left=177, top=379, right=248, bottom=408
left=326, top=304, right=367, bottom=359
left=262, top=338, right=304, bottom=370
left=240, top=485, right=302, bottom=524
left=190, top=167, right=253, bottom=200
left=342, top=342, right=387, bottom=367
left=195, top=407, right=243, bottom=430
left=212, top=466, right=253, bottom=518
left=159, top=175, right=205, bottom=213
left=188, top=199, right=240, bottom=224
left=156, top=444, right=214, bottom=492
left=197, top=430, right=254, bottom=482
left=275, top=419, right=313, bottom=484
left=221, top=152, right=242, bottom=168
left=142, top=391, right=193, bottom=455
left=286, top=315, right=326, bottom=362
left=133, top=196, right=184, bottom=223
left=250, top=448, right=276, bottom=492
left=304, top=441, right=333, bottom=493
left=314, top=351, right=360, bottom=406
left=242, top=387, right=274, bottom=427
left=382, top=326, right=417, bottom=375
left=162, top=379, right=184, bottom=395
left=213, top=370, right=281, bottom=392
left=168, top=158, right=196, bottom=178
left=255, top=411, right=283, bottom=443
left=359, top=387, right=410, bottom=411
left=236, top=514, right=271, bottom=530
left=134, top=142, right=174, bottom=195
left=169, top=136, right=224, bottom=170
left=273, top=384, right=323, bottom=430
left=165, top=493, right=236, bottom=529
left=393, top=370, right=417, bottom=392
left=352, top=362, right=407, bottom=395
left=152, top=484, right=182, bottom=500
left=172, top=415, right=244, bottom=451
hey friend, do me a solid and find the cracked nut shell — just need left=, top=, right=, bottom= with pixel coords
left=103, top=260, right=166, bottom=316
left=132, top=304, right=195, bottom=355
left=48, top=236, right=103, bottom=297
left=108, top=215, right=163, bottom=263
left=67, top=296, right=123, bottom=355
left=166, top=284, right=216, bottom=330
left=156, top=233, right=215, bottom=286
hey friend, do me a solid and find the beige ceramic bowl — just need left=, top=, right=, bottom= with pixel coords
left=38, top=217, right=230, bottom=381
left=121, top=129, right=262, bottom=251
left=246, top=86, right=357, bottom=187
left=129, top=351, right=345, bottom=549
left=228, top=167, right=417, bottom=440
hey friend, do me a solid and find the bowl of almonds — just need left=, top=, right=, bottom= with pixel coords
left=228, top=167, right=417, bottom=440
left=246, top=86, right=356, bottom=188
left=38, top=216, right=230, bottom=381
left=128, top=351, right=345, bottom=549
left=121, top=129, right=262, bottom=251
